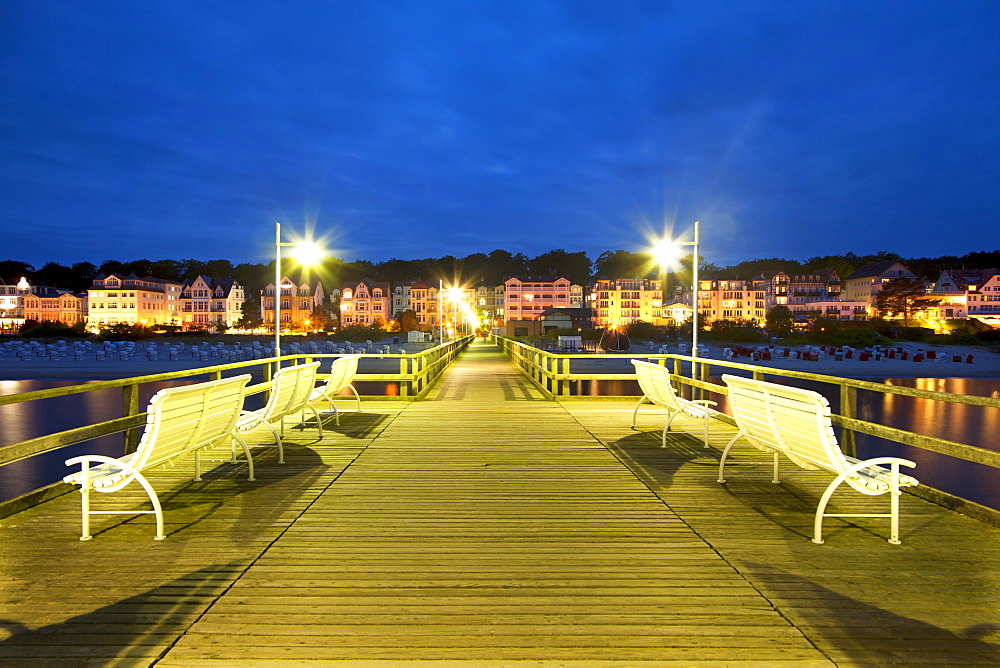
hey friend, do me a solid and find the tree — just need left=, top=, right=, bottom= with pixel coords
left=765, top=305, right=794, bottom=337
left=527, top=249, right=593, bottom=285
left=719, top=257, right=801, bottom=280
left=400, top=309, right=419, bottom=332
left=0, top=260, right=35, bottom=284
left=33, top=262, right=76, bottom=289
left=308, top=305, right=331, bottom=332
left=874, top=277, right=941, bottom=325
left=70, top=262, right=99, bottom=291
left=593, top=250, right=649, bottom=279
left=235, top=299, right=263, bottom=330
left=482, top=249, right=529, bottom=283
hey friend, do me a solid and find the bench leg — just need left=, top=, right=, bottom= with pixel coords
left=717, top=433, right=740, bottom=483
left=305, top=405, right=323, bottom=438
left=232, top=434, right=255, bottom=481
left=631, top=395, right=648, bottom=428
left=661, top=409, right=681, bottom=447
left=889, top=462, right=901, bottom=545
left=79, top=483, right=92, bottom=541
left=347, top=384, right=362, bottom=413
left=132, top=471, right=166, bottom=540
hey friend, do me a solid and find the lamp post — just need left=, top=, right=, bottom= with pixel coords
left=446, top=287, right=464, bottom=339
left=273, top=221, right=323, bottom=364
left=653, top=220, right=701, bottom=376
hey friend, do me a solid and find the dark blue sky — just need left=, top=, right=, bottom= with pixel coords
left=2, top=1, right=998, bottom=270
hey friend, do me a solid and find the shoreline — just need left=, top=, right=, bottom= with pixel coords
left=2, top=339, right=999, bottom=385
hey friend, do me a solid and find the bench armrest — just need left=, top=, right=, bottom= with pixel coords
left=843, top=456, right=916, bottom=475
left=64, top=454, right=143, bottom=480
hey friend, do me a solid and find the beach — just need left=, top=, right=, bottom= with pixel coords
left=623, top=341, right=1000, bottom=381
left=1, top=338, right=999, bottom=385
left=0, top=338, right=436, bottom=382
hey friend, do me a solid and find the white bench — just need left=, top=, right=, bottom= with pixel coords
left=63, top=374, right=254, bottom=541
left=234, top=361, right=322, bottom=464
left=308, top=354, right=362, bottom=425
left=718, top=374, right=918, bottom=544
left=631, top=360, right=718, bottom=448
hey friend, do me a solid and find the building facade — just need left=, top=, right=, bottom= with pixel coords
left=0, top=277, right=30, bottom=331
left=407, top=281, right=441, bottom=330
left=843, top=261, right=918, bottom=304
left=504, top=276, right=582, bottom=322
left=787, top=301, right=870, bottom=321
left=934, top=268, right=1000, bottom=326
left=588, top=278, right=664, bottom=328
left=338, top=279, right=391, bottom=327
left=87, top=273, right=184, bottom=328
left=695, top=279, right=766, bottom=323
left=21, top=289, right=87, bottom=326
left=180, top=276, right=245, bottom=330
left=472, top=283, right=505, bottom=328
left=261, top=276, right=325, bottom=330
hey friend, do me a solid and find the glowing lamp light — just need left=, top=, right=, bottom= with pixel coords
left=652, top=221, right=701, bottom=378
left=274, top=221, right=325, bottom=363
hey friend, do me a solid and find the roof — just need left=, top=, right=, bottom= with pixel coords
left=182, top=276, right=241, bottom=298
left=845, top=260, right=908, bottom=280
left=540, top=307, right=594, bottom=318
left=937, top=268, right=1000, bottom=290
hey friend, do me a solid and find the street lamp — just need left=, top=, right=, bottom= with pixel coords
left=653, top=220, right=701, bottom=375
left=274, top=221, right=323, bottom=363
left=446, top=287, right=463, bottom=339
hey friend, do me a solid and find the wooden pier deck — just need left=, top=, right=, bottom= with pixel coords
left=2, top=340, right=1000, bottom=665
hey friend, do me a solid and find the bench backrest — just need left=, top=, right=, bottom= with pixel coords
left=132, top=374, right=252, bottom=471
left=721, top=374, right=848, bottom=473
left=262, top=361, right=321, bottom=421
left=326, top=354, right=361, bottom=393
left=631, top=360, right=682, bottom=411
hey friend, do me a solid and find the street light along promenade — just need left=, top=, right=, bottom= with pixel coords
left=652, top=220, right=701, bottom=378
left=274, top=221, right=324, bottom=363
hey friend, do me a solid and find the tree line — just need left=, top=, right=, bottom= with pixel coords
left=4, top=248, right=1000, bottom=300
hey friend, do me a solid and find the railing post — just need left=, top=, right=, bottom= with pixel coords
left=561, top=356, right=571, bottom=397
left=840, top=384, right=858, bottom=457
left=400, top=355, right=409, bottom=398
left=264, top=362, right=274, bottom=402
left=122, top=383, right=140, bottom=454
left=699, top=361, right=710, bottom=402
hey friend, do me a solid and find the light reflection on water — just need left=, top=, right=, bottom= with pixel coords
left=2, top=377, right=999, bottom=510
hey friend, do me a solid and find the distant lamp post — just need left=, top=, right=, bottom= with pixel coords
left=274, top=221, right=324, bottom=363
left=446, top=287, right=463, bottom=339
left=653, top=220, right=701, bottom=375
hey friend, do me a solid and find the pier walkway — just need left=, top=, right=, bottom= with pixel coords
left=2, top=341, right=1000, bottom=664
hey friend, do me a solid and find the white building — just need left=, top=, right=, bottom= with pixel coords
left=87, top=273, right=184, bottom=329
left=181, top=276, right=245, bottom=330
